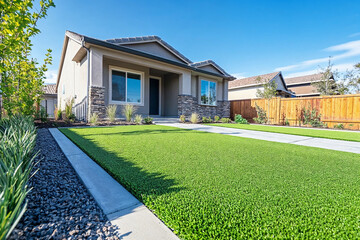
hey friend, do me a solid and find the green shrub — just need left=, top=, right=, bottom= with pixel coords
left=190, top=113, right=199, bottom=124
left=64, top=98, right=75, bottom=123
left=285, top=118, right=290, bottom=126
left=0, top=115, right=37, bottom=239
left=144, top=116, right=153, bottom=124
left=301, top=104, right=323, bottom=128
left=90, top=113, right=99, bottom=126
left=134, top=114, right=143, bottom=125
left=334, top=123, right=344, bottom=129
left=235, top=114, right=248, bottom=124
left=202, top=116, right=212, bottom=123
left=38, top=106, right=48, bottom=122
left=54, top=106, right=62, bottom=121
left=220, top=117, right=231, bottom=123
left=214, top=115, right=220, bottom=122
left=253, top=103, right=267, bottom=124
left=106, top=105, right=117, bottom=123
left=122, top=104, right=137, bottom=122
left=179, top=115, right=186, bottom=123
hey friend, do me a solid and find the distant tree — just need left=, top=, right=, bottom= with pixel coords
left=312, top=59, right=340, bottom=95
left=345, top=63, right=360, bottom=94
left=256, top=76, right=277, bottom=123
left=0, top=0, right=55, bottom=116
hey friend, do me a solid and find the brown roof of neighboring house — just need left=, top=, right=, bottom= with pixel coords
left=229, top=71, right=280, bottom=89
left=43, top=84, right=56, bottom=95
left=285, top=73, right=323, bottom=85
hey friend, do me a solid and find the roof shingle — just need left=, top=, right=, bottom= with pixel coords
left=43, top=84, right=56, bottom=95
left=229, top=72, right=280, bottom=89
left=285, top=73, right=323, bottom=85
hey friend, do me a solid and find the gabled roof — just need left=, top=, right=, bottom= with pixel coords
left=285, top=73, right=325, bottom=85
left=43, top=84, right=56, bottom=95
left=57, top=31, right=235, bottom=90
left=229, top=72, right=281, bottom=89
left=190, top=60, right=232, bottom=77
left=106, top=36, right=192, bottom=64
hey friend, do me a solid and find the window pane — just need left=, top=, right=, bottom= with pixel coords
left=112, top=70, right=126, bottom=101
left=201, top=80, right=209, bottom=104
left=127, top=73, right=141, bottom=103
left=209, top=81, right=217, bottom=105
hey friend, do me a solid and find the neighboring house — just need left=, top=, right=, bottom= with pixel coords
left=56, top=31, right=235, bottom=121
left=40, top=84, right=57, bottom=117
left=284, top=73, right=325, bottom=97
left=228, top=71, right=293, bottom=100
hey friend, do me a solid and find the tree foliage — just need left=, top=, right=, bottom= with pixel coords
left=255, top=76, right=278, bottom=99
left=0, top=0, right=55, bottom=116
left=344, top=62, right=360, bottom=94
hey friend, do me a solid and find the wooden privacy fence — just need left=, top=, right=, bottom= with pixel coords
left=230, top=94, right=360, bottom=130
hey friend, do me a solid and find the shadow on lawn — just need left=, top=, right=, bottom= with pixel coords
left=61, top=128, right=187, bottom=201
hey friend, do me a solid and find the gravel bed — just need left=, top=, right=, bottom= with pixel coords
left=10, top=128, right=121, bottom=239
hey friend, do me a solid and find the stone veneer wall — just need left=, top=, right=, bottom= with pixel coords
left=177, top=94, right=230, bottom=118
left=89, top=86, right=106, bottom=119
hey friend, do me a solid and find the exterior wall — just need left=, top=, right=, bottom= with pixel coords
left=121, top=42, right=187, bottom=64
left=40, top=95, right=57, bottom=117
left=163, top=74, right=179, bottom=116
left=57, top=38, right=87, bottom=111
left=177, top=95, right=230, bottom=118
left=228, top=86, right=263, bottom=100
left=273, top=75, right=287, bottom=91
left=288, top=84, right=319, bottom=96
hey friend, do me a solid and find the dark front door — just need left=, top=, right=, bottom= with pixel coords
left=149, top=78, right=160, bottom=115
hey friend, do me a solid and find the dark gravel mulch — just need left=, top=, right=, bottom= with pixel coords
left=10, top=128, right=121, bottom=239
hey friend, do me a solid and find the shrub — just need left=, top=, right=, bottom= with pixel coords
left=253, top=104, right=267, bottom=124
left=90, top=113, right=99, bottom=126
left=38, top=106, right=48, bottom=122
left=301, top=105, right=323, bottom=128
left=202, top=116, right=212, bottom=123
left=54, top=106, right=62, bottom=121
left=0, top=115, right=37, bottom=239
left=214, top=115, right=220, bottom=122
left=134, top=114, right=143, bottom=125
left=285, top=118, right=290, bottom=126
left=190, top=113, right=199, bottom=124
left=220, top=117, right=231, bottom=123
left=64, top=98, right=75, bottom=123
left=235, top=114, right=248, bottom=124
left=106, top=105, right=117, bottom=123
left=334, top=123, right=344, bottom=129
left=144, top=116, right=153, bottom=124
left=179, top=115, right=186, bottom=123
left=122, top=104, right=137, bottom=122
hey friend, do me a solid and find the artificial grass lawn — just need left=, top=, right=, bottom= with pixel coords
left=210, top=123, right=360, bottom=142
left=60, top=125, right=360, bottom=239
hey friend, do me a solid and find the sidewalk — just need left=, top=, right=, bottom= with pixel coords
left=158, top=123, right=360, bottom=154
left=49, top=128, right=179, bottom=240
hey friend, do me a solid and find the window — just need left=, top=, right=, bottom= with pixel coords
left=200, top=80, right=217, bottom=105
left=111, top=68, right=142, bottom=104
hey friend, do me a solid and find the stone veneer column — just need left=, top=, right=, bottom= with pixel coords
left=177, top=95, right=194, bottom=117
left=216, top=100, right=230, bottom=118
left=89, top=86, right=106, bottom=119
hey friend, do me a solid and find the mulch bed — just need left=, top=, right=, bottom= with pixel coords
left=9, top=128, right=122, bottom=239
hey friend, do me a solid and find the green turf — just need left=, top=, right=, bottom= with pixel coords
left=209, top=123, right=360, bottom=142
left=60, top=125, right=360, bottom=239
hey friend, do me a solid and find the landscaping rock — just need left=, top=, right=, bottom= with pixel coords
left=9, top=128, right=120, bottom=239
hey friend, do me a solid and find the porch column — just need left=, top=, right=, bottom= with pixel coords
left=88, top=48, right=106, bottom=120
left=179, top=72, right=191, bottom=95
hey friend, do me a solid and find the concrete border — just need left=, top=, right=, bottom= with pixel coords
left=158, top=123, right=360, bottom=154
left=49, top=128, right=179, bottom=240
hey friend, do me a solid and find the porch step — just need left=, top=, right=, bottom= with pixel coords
left=152, top=117, right=179, bottom=124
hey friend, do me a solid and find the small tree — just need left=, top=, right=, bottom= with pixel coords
left=312, top=58, right=342, bottom=96
left=0, top=0, right=55, bottom=116
left=256, top=76, right=277, bottom=123
left=345, top=62, right=360, bottom=94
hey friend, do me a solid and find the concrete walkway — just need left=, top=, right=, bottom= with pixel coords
left=49, top=128, right=179, bottom=240
left=158, top=123, right=360, bottom=154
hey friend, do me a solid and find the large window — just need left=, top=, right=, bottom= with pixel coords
left=200, top=80, right=217, bottom=105
left=111, top=68, right=142, bottom=104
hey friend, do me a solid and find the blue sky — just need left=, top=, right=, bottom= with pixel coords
left=31, top=0, right=360, bottom=84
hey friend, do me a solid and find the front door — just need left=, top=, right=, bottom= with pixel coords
left=149, top=78, right=160, bottom=115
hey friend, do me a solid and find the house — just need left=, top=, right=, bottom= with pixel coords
left=228, top=71, right=293, bottom=100
left=56, top=31, right=235, bottom=121
left=284, top=73, right=324, bottom=97
left=40, top=84, right=57, bottom=117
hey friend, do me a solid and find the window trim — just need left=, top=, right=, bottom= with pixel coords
left=199, top=78, right=217, bottom=106
left=109, top=66, right=145, bottom=106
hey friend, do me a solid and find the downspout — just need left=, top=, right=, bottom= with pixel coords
left=81, top=39, right=91, bottom=122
